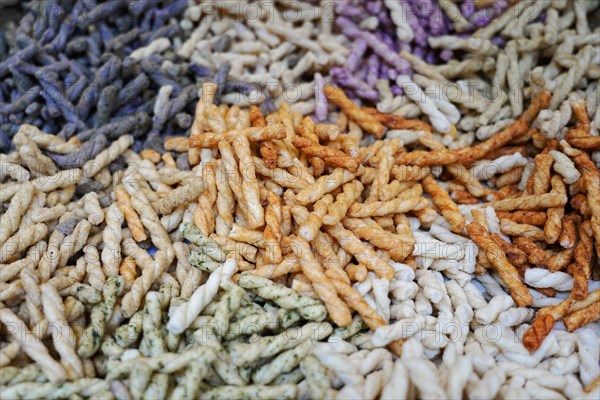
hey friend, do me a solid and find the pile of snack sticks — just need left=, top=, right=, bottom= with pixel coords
left=1, top=77, right=599, bottom=399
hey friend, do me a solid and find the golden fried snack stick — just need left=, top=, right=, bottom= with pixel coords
left=466, top=222, right=532, bottom=307
left=523, top=297, right=574, bottom=352
left=290, top=237, right=352, bottom=327
left=422, top=175, right=465, bottom=233
left=324, top=84, right=386, bottom=138
left=323, top=267, right=403, bottom=355
left=565, top=100, right=600, bottom=150
left=573, top=153, right=600, bottom=258
left=496, top=211, right=547, bottom=226
left=513, top=237, right=546, bottom=265
left=394, top=91, right=551, bottom=166
left=189, top=125, right=286, bottom=148
left=572, top=220, right=594, bottom=300
left=484, top=192, right=567, bottom=211
left=292, top=137, right=361, bottom=173
left=564, top=300, right=600, bottom=332
left=363, top=107, right=432, bottom=132
left=544, top=175, right=566, bottom=244
left=532, top=154, right=553, bottom=195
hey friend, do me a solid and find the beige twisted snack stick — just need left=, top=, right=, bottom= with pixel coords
left=0, top=308, right=66, bottom=383
left=83, top=135, right=133, bottom=178
left=0, top=161, right=30, bottom=182
left=0, top=223, right=48, bottom=263
left=31, top=169, right=82, bottom=193
left=152, top=177, right=205, bottom=216
left=322, top=180, right=363, bottom=226
left=167, top=259, right=237, bottom=334
left=57, top=219, right=91, bottom=269
left=45, top=185, right=75, bottom=206
left=18, top=123, right=79, bottom=154
left=0, top=181, right=34, bottom=245
left=347, top=183, right=422, bottom=217
left=121, top=247, right=174, bottom=317
left=295, top=168, right=356, bottom=205
left=297, top=195, right=333, bottom=241
left=99, top=203, right=123, bottom=277
left=13, top=127, right=58, bottom=175
left=80, top=193, right=103, bottom=225
left=0, top=340, right=19, bottom=368
left=0, top=242, right=44, bottom=283
left=290, top=236, right=352, bottom=326
left=136, top=159, right=171, bottom=194
left=19, top=267, right=43, bottom=324
left=40, top=283, right=84, bottom=379
left=123, top=169, right=172, bottom=250
left=83, top=245, right=105, bottom=291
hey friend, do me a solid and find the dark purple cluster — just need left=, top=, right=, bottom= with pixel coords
left=0, top=0, right=239, bottom=155
left=332, top=0, right=508, bottom=103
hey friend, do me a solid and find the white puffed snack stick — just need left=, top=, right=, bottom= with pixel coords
left=167, top=259, right=237, bottom=334
left=524, top=268, right=574, bottom=291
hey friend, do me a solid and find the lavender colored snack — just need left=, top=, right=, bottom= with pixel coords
left=331, top=0, right=508, bottom=104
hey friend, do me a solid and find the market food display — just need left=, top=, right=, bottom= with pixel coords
left=0, top=1, right=599, bottom=399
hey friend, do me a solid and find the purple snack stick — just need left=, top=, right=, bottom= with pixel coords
left=314, top=72, right=328, bottom=122
left=461, top=0, right=476, bottom=19
left=366, top=54, right=380, bottom=88
left=391, top=85, right=403, bottom=97
left=347, top=39, right=369, bottom=72
left=472, top=1, right=507, bottom=27
left=331, top=67, right=379, bottom=101
left=440, top=49, right=454, bottom=61
left=404, top=1, right=428, bottom=46
left=429, top=2, right=448, bottom=35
